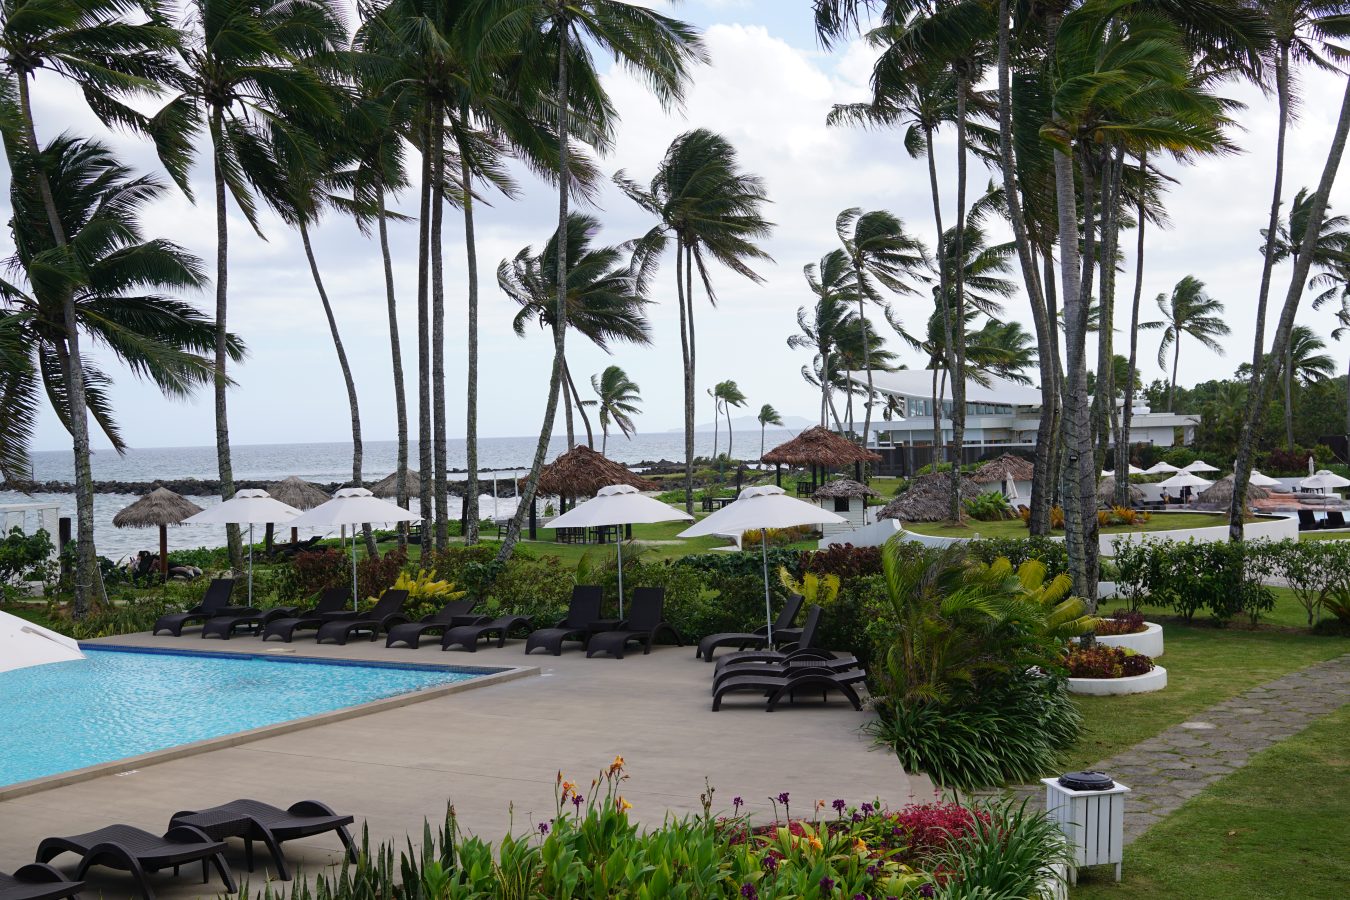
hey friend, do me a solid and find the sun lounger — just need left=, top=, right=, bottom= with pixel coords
left=696, top=593, right=803, bottom=662
left=0, top=864, right=82, bottom=900
left=1325, top=510, right=1347, bottom=529
left=168, top=799, right=355, bottom=883
left=260, top=587, right=353, bottom=642
left=384, top=600, right=482, bottom=649
left=1298, top=510, right=1322, bottom=531
left=314, top=590, right=410, bottom=645
left=711, top=664, right=867, bottom=712
left=441, top=615, right=533, bottom=652
left=151, top=579, right=237, bottom=636
left=712, top=605, right=825, bottom=672
left=36, top=824, right=234, bottom=900
left=201, top=589, right=338, bottom=641
left=523, top=586, right=603, bottom=656
left=712, top=654, right=861, bottom=692
left=585, top=588, right=682, bottom=659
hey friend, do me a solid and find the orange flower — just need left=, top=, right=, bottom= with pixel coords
left=807, top=834, right=823, bottom=851
left=854, top=838, right=869, bottom=853
left=561, top=780, right=576, bottom=800
left=617, top=796, right=633, bottom=812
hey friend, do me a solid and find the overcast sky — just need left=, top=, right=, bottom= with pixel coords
left=10, top=0, right=1350, bottom=453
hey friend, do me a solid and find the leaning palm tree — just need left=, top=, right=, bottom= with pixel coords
left=0, top=137, right=242, bottom=614
left=757, top=403, right=783, bottom=458
left=1144, top=277, right=1231, bottom=412
left=0, top=312, right=35, bottom=481
left=713, top=380, right=748, bottom=461
left=0, top=0, right=182, bottom=613
left=616, top=127, right=772, bottom=514
left=589, top=365, right=640, bottom=456
left=150, top=0, right=346, bottom=569
left=472, top=0, right=704, bottom=559
left=789, top=250, right=859, bottom=430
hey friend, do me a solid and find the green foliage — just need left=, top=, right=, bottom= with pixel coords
left=284, top=549, right=348, bottom=597
left=798, top=544, right=885, bottom=579
left=0, top=527, right=55, bottom=585
left=1255, top=540, right=1350, bottom=626
left=675, top=549, right=803, bottom=581
left=358, top=549, right=407, bottom=606
left=966, top=537, right=1070, bottom=578
left=929, top=799, right=1073, bottom=899
left=44, top=595, right=177, bottom=640
left=165, top=546, right=228, bottom=569
left=391, top=569, right=467, bottom=621
left=963, top=491, right=1011, bottom=522
left=1111, top=539, right=1277, bottom=625
left=482, top=554, right=574, bottom=623
left=426, top=545, right=505, bottom=601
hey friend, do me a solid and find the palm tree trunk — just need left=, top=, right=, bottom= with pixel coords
left=561, top=359, right=576, bottom=447
left=1252, top=45, right=1292, bottom=378
left=14, top=74, right=106, bottom=615
left=1044, top=249, right=1064, bottom=508
left=931, top=364, right=942, bottom=454
left=430, top=109, right=449, bottom=553
left=923, top=123, right=956, bottom=503
left=376, top=186, right=410, bottom=548
left=711, top=396, right=720, bottom=460
left=1170, top=336, right=1180, bottom=413
left=499, top=19, right=571, bottom=561
left=459, top=107, right=480, bottom=544
left=726, top=401, right=734, bottom=461
left=1232, top=74, right=1350, bottom=540
left=1054, top=142, right=1100, bottom=607
left=856, top=261, right=875, bottom=450
left=949, top=71, right=971, bottom=521
left=563, top=360, right=594, bottom=448
left=1093, top=150, right=1123, bottom=471
left=676, top=241, right=695, bottom=514
left=416, top=120, right=434, bottom=554
left=300, top=223, right=375, bottom=557
left=1116, top=153, right=1147, bottom=506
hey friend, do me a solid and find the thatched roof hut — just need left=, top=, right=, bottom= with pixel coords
left=533, top=445, right=658, bottom=499
left=266, top=475, right=330, bottom=510
left=812, top=479, right=879, bottom=500
left=761, top=426, right=881, bottom=467
left=1097, top=476, right=1144, bottom=506
left=1197, top=474, right=1270, bottom=508
left=369, top=469, right=421, bottom=499
left=876, top=472, right=976, bottom=522
left=112, top=487, right=204, bottom=580
left=971, top=453, right=1035, bottom=485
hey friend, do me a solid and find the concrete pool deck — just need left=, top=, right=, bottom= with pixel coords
left=0, top=632, right=932, bottom=898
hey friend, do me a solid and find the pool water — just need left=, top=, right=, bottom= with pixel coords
left=0, top=647, right=485, bottom=788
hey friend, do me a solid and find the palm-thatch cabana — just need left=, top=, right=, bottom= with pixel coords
left=1197, top=474, right=1270, bottom=509
left=526, top=446, right=659, bottom=539
left=761, top=426, right=882, bottom=492
left=266, top=476, right=330, bottom=547
left=112, top=487, right=203, bottom=580
left=876, top=472, right=976, bottom=523
left=971, top=453, right=1035, bottom=485
left=369, top=469, right=420, bottom=500
left=811, top=479, right=880, bottom=500
left=1097, top=476, right=1144, bottom=507
left=813, top=478, right=880, bottom=534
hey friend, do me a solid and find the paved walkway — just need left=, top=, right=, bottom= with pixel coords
left=1020, top=654, right=1350, bottom=843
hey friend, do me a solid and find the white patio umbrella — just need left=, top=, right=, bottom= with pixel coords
left=1183, top=460, right=1220, bottom=473
left=1247, top=469, right=1282, bottom=487
left=1103, top=465, right=1147, bottom=477
left=1158, top=471, right=1215, bottom=490
left=0, top=610, right=84, bottom=673
left=1142, top=461, right=1180, bottom=475
left=287, top=488, right=419, bottom=607
left=1301, top=469, right=1350, bottom=493
left=1003, top=473, right=1019, bottom=501
left=184, top=489, right=301, bottom=604
left=545, top=484, right=692, bottom=617
left=678, top=485, right=847, bottom=642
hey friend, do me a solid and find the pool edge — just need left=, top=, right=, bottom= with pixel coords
left=0, top=657, right=537, bottom=802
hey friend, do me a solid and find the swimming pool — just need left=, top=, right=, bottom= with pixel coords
left=0, top=647, right=492, bottom=790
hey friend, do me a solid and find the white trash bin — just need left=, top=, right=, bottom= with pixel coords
left=1042, top=772, right=1130, bottom=884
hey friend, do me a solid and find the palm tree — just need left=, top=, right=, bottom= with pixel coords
left=1143, top=277, right=1231, bottom=412
left=151, top=0, right=346, bottom=569
left=835, top=208, right=927, bottom=448
left=472, top=0, right=704, bottom=559
left=589, top=366, right=640, bottom=456
left=706, top=385, right=722, bottom=460
left=789, top=250, right=859, bottom=429
left=0, top=312, right=35, bottom=481
left=757, top=404, right=783, bottom=458
left=1, top=0, right=182, bottom=612
left=616, top=128, right=772, bottom=514
left=713, top=380, right=748, bottom=461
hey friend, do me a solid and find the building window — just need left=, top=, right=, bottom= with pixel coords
left=833, top=497, right=851, bottom=513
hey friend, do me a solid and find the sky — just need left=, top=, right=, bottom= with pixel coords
left=9, top=0, right=1350, bottom=454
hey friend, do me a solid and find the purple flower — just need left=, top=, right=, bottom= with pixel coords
left=852, top=812, right=863, bottom=822
left=777, top=792, right=790, bottom=806
left=866, top=864, right=878, bottom=877
left=537, top=822, right=549, bottom=836
left=762, top=855, right=778, bottom=873
left=819, top=876, right=835, bottom=892
left=733, top=796, right=744, bottom=812
left=861, top=802, right=875, bottom=815
left=740, top=885, right=758, bottom=900
left=572, top=794, right=584, bottom=809
left=832, top=799, right=847, bottom=813
left=853, top=894, right=868, bottom=900
left=919, top=884, right=936, bottom=898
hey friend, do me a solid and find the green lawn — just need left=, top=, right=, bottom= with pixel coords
left=904, top=512, right=1228, bottom=539
left=1301, top=529, right=1350, bottom=541
left=1072, top=705, right=1349, bottom=899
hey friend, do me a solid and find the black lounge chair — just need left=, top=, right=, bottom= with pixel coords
left=314, top=590, right=410, bottom=645
left=441, top=615, right=533, bottom=652
left=713, top=606, right=826, bottom=672
left=711, top=664, right=867, bottom=712
left=696, top=593, right=803, bottom=662
left=36, top=824, right=234, bottom=900
left=201, top=589, right=338, bottom=640
left=585, top=588, right=682, bottom=659
left=169, top=799, right=355, bottom=883
left=712, top=653, right=861, bottom=692
left=260, top=587, right=354, bottom=642
left=1297, top=509, right=1322, bottom=531
left=524, top=586, right=603, bottom=656
left=1325, top=510, right=1348, bottom=529
left=385, top=599, right=482, bottom=649
left=0, top=864, right=82, bottom=900
left=152, top=579, right=237, bottom=636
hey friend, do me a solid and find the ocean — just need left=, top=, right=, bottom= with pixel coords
left=1, top=430, right=797, bottom=561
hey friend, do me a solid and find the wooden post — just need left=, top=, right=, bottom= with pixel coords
left=58, top=517, right=71, bottom=581
left=775, top=464, right=782, bottom=488
left=159, top=524, right=169, bottom=582
left=528, top=498, right=537, bottom=540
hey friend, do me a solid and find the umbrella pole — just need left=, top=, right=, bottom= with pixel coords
left=616, top=539, right=624, bottom=619
left=159, top=524, right=168, bottom=583
left=351, top=526, right=359, bottom=610
left=247, top=523, right=254, bottom=606
left=761, top=528, right=772, bottom=644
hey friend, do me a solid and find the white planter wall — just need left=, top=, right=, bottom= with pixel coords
left=1095, top=622, right=1164, bottom=658
left=1068, top=665, right=1167, bottom=695
left=1101, top=513, right=1295, bottom=555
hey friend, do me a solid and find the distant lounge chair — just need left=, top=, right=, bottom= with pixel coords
left=260, top=588, right=352, bottom=642
left=441, top=615, right=534, bottom=652
left=524, top=586, right=603, bottom=656
left=711, top=664, right=867, bottom=712
left=36, top=824, right=235, bottom=900
left=585, top=588, right=682, bottom=659
left=1298, top=510, right=1322, bottom=531
left=314, top=590, right=410, bottom=645
left=696, top=594, right=803, bottom=662
left=0, top=864, right=82, bottom=900
left=152, top=579, right=237, bottom=636
left=201, top=589, right=334, bottom=641
left=1325, top=510, right=1348, bottom=529
left=712, top=605, right=827, bottom=672
left=168, top=799, right=355, bottom=883
left=384, top=600, right=482, bottom=649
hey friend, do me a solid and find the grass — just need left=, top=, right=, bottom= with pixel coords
left=1301, top=529, right=1350, bottom=541
left=904, top=512, right=1228, bottom=539
left=1072, top=705, right=1349, bottom=899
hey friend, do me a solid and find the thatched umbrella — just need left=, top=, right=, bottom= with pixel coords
left=761, top=425, right=882, bottom=488
left=1198, top=474, right=1270, bottom=508
left=1097, top=476, right=1144, bottom=507
left=369, top=469, right=421, bottom=500
left=970, top=453, right=1035, bottom=485
left=812, top=479, right=879, bottom=501
left=266, top=476, right=330, bottom=546
left=527, top=446, right=659, bottom=539
left=876, top=472, right=976, bottom=522
left=112, top=487, right=203, bottom=580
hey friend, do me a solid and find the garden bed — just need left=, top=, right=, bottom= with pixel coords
left=1068, top=665, right=1168, bottom=695
left=1096, top=622, right=1165, bottom=658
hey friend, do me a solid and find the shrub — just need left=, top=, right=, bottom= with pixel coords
left=286, top=549, right=347, bottom=597
left=483, top=554, right=574, bottom=623
left=1065, top=645, right=1154, bottom=678
left=45, top=595, right=178, bottom=640
left=966, top=537, right=1070, bottom=580
left=357, top=548, right=406, bottom=605
left=1110, top=538, right=1275, bottom=625
left=741, top=525, right=815, bottom=547
left=798, top=543, right=883, bottom=579
left=1258, top=539, right=1346, bottom=626
left=0, top=527, right=55, bottom=585
left=676, top=549, right=803, bottom=581
left=425, top=544, right=503, bottom=601
left=964, top=491, right=1011, bottom=522
left=1094, top=609, right=1146, bottom=636
left=390, top=568, right=466, bottom=620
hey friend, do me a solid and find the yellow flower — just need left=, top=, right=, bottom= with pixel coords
left=816, top=799, right=826, bottom=811
left=807, top=835, right=823, bottom=852
left=617, top=796, right=633, bottom=812
left=854, top=838, right=869, bottom=853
